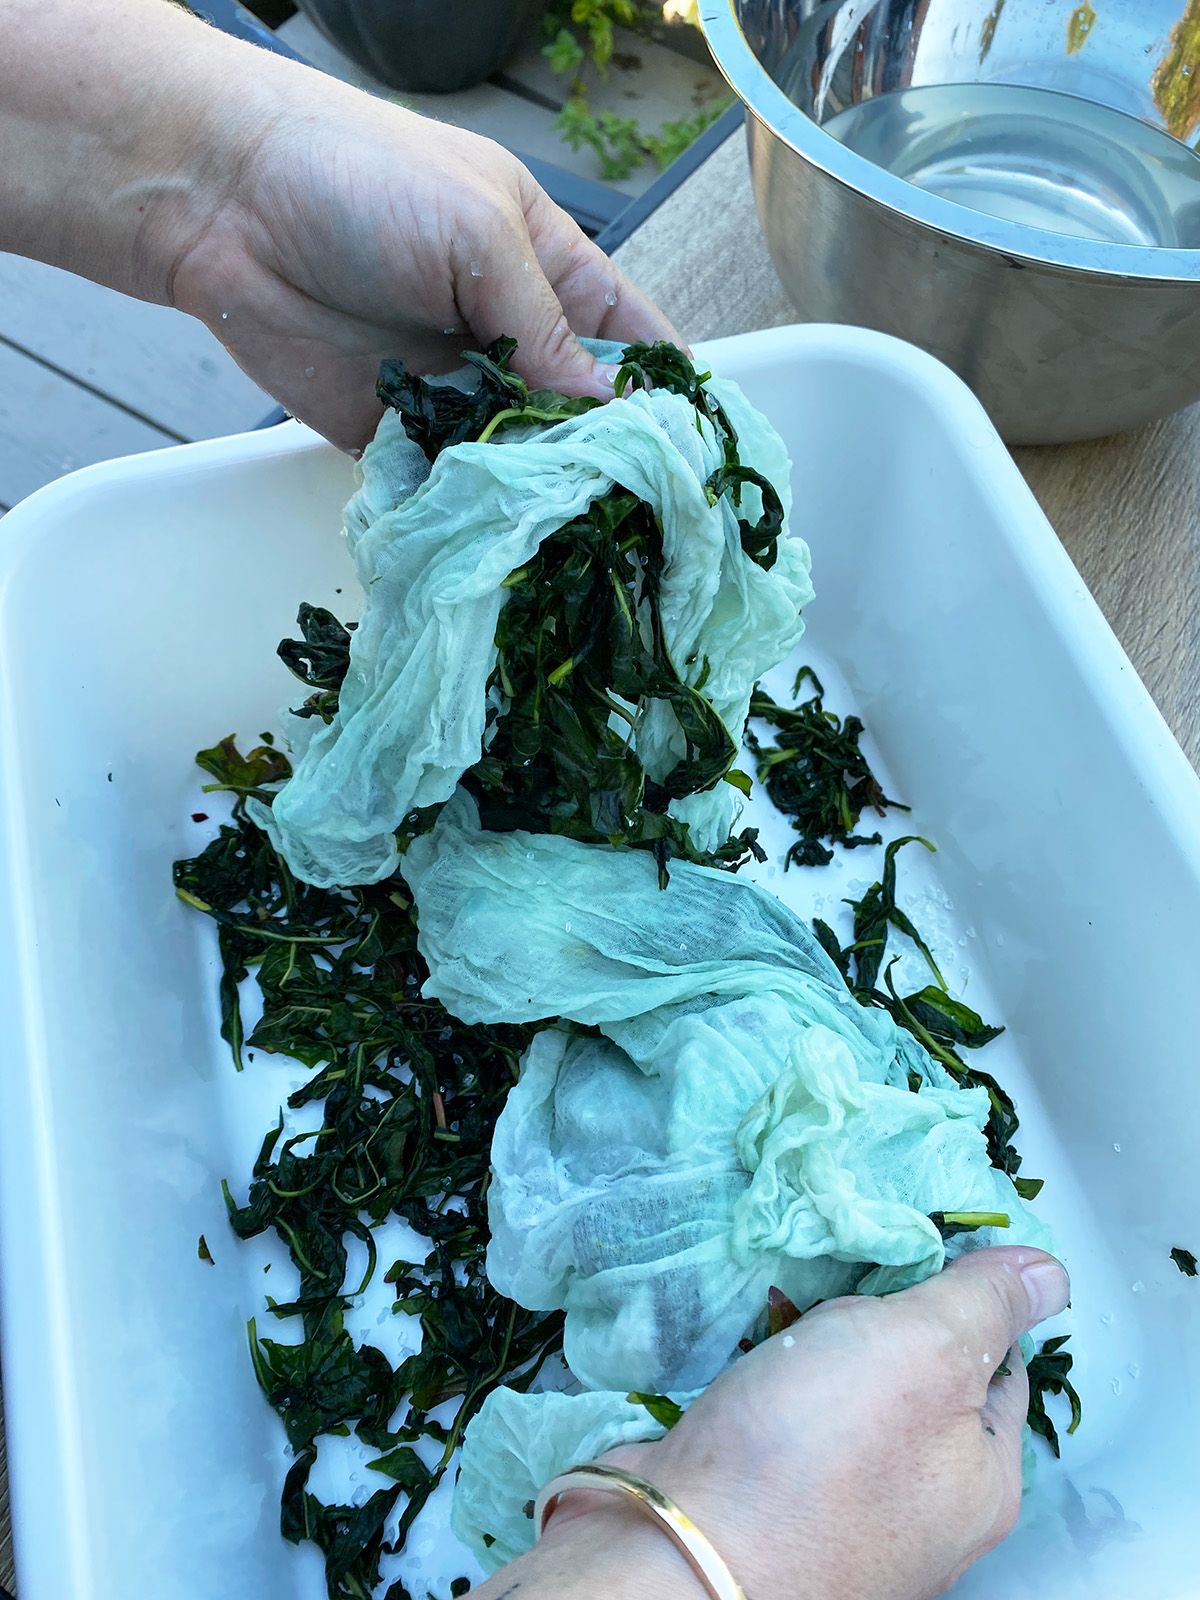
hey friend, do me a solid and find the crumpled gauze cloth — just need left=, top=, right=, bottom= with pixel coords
left=406, top=796, right=1050, bottom=1396
left=254, top=345, right=811, bottom=888
left=452, top=1387, right=676, bottom=1569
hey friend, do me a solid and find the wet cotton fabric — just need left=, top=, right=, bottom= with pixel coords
left=405, top=798, right=1049, bottom=1398
left=255, top=361, right=811, bottom=887
left=451, top=1387, right=678, bottom=1569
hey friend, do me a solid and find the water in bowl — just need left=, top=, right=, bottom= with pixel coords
left=819, top=82, right=1200, bottom=248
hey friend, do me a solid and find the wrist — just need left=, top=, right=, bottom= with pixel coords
left=103, top=20, right=289, bottom=307
left=593, top=1439, right=778, bottom=1600
left=471, top=1494, right=710, bottom=1600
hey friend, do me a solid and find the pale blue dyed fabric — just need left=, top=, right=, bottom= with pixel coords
left=254, top=349, right=810, bottom=887
left=406, top=797, right=1051, bottom=1396
left=452, top=1387, right=677, bottom=1570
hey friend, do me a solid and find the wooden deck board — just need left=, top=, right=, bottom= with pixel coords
left=0, top=339, right=178, bottom=511
left=0, top=255, right=272, bottom=444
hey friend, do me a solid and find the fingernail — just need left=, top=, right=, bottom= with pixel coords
left=1021, top=1257, right=1071, bottom=1327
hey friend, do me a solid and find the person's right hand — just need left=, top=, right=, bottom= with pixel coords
left=555, top=1246, right=1071, bottom=1600
left=170, top=71, right=679, bottom=452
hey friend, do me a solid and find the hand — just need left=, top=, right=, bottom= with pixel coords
left=517, top=1246, right=1071, bottom=1600
left=2, top=0, right=677, bottom=453
left=170, top=71, right=679, bottom=450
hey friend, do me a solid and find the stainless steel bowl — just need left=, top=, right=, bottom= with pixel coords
left=701, top=0, right=1200, bottom=443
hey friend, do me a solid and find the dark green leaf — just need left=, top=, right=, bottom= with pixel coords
left=1026, top=1334, right=1083, bottom=1458
left=747, top=670, right=908, bottom=870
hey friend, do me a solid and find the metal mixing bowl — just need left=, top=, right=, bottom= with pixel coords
left=701, top=0, right=1200, bottom=443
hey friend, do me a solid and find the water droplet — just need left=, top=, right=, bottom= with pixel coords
left=1111, top=1377, right=1122, bottom=1395
left=442, top=325, right=458, bottom=336
left=469, top=260, right=484, bottom=278
left=604, top=289, right=618, bottom=307
left=1127, top=1362, right=1140, bottom=1379
left=781, top=1334, right=795, bottom=1348
left=220, top=311, right=229, bottom=321
left=982, top=1352, right=991, bottom=1364
left=353, top=1486, right=370, bottom=1507
left=304, top=365, right=316, bottom=379
left=1100, top=1311, right=1113, bottom=1326
left=563, top=920, right=573, bottom=932
left=349, top=447, right=363, bottom=462
left=995, top=931, right=1006, bottom=946
left=1112, top=1142, right=1121, bottom=1153
left=1131, top=1280, right=1145, bottom=1294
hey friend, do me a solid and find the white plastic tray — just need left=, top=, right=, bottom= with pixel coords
left=1, top=326, right=1198, bottom=1600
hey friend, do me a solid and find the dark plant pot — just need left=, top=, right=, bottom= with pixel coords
left=294, top=0, right=546, bottom=93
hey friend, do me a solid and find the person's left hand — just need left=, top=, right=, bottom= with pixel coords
left=170, top=69, right=680, bottom=450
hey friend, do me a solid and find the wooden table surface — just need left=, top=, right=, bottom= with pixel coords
left=1, top=124, right=1197, bottom=1600
left=614, top=133, right=1200, bottom=773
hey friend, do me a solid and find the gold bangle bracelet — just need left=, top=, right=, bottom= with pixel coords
left=533, top=1462, right=747, bottom=1600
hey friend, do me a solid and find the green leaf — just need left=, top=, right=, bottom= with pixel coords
left=1026, top=1334, right=1083, bottom=1458
left=196, top=734, right=291, bottom=794
left=626, top=1392, right=684, bottom=1429
left=543, top=24, right=585, bottom=72
left=901, top=987, right=1004, bottom=1049
left=1171, top=1246, right=1198, bottom=1276
left=366, top=1445, right=433, bottom=1491
left=747, top=673, right=907, bottom=871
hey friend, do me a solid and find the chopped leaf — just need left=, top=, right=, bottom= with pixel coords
left=278, top=604, right=356, bottom=723
left=196, top=733, right=291, bottom=796
left=1026, top=1335, right=1082, bottom=1458
left=626, top=1392, right=684, bottom=1429
left=1171, top=1246, right=1198, bottom=1277
left=747, top=668, right=908, bottom=868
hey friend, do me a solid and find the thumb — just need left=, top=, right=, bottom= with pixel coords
left=455, top=209, right=614, bottom=401
left=898, top=1247, right=1070, bottom=1394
